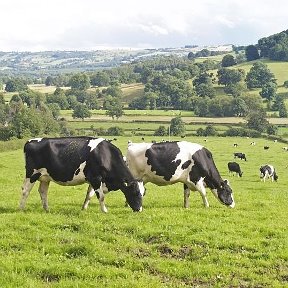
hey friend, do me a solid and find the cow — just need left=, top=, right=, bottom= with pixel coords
left=264, top=146, right=270, bottom=150
left=126, top=141, right=235, bottom=209
left=20, top=137, right=145, bottom=213
left=260, top=165, right=278, bottom=182
left=228, top=162, right=243, bottom=177
left=234, top=152, right=247, bottom=161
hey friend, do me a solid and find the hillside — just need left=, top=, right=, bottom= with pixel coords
left=0, top=45, right=232, bottom=76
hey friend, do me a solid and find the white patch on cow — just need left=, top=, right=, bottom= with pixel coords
left=33, top=163, right=88, bottom=186
left=260, top=165, right=275, bottom=182
left=169, top=142, right=203, bottom=182
left=88, top=138, right=105, bottom=151
left=28, top=137, right=43, bottom=142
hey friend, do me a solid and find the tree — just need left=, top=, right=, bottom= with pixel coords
left=221, top=54, right=236, bottom=67
left=72, top=103, right=92, bottom=120
left=245, top=62, right=276, bottom=89
left=170, top=117, right=185, bottom=136
left=266, top=124, right=278, bottom=135
left=195, top=83, right=215, bottom=98
left=45, top=76, right=54, bottom=86
left=231, top=97, right=248, bottom=117
left=90, top=71, right=110, bottom=87
left=224, top=83, right=246, bottom=97
left=105, top=97, right=124, bottom=120
left=278, top=101, right=288, bottom=118
left=187, top=52, right=195, bottom=60
left=194, top=97, right=210, bottom=117
left=246, top=111, right=269, bottom=133
left=69, top=73, right=90, bottom=90
left=259, top=81, right=277, bottom=101
left=245, top=45, right=260, bottom=61
left=11, top=107, right=44, bottom=138
left=5, top=78, right=28, bottom=92
left=217, top=68, right=245, bottom=86
left=0, top=103, right=9, bottom=125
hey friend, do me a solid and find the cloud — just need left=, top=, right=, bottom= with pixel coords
left=0, top=0, right=287, bottom=51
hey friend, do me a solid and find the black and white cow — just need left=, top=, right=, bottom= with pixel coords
left=20, top=137, right=144, bottom=212
left=228, top=162, right=243, bottom=177
left=260, top=165, right=278, bottom=182
left=126, top=141, right=235, bottom=208
left=234, top=152, right=247, bottom=161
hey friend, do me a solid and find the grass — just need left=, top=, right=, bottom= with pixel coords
left=0, top=136, right=288, bottom=287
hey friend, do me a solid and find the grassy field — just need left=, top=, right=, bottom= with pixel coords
left=0, top=136, right=287, bottom=287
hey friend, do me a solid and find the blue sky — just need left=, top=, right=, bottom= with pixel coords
left=0, top=0, right=287, bottom=51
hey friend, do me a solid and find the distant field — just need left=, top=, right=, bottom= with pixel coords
left=236, top=59, right=288, bottom=87
left=0, top=136, right=287, bottom=286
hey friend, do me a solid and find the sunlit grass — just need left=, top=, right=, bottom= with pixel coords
left=0, top=136, right=287, bottom=286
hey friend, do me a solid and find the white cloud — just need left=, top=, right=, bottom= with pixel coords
left=0, top=0, right=287, bottom=51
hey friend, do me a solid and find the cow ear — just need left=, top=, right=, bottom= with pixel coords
left=221, top=179, right=229, bottom=188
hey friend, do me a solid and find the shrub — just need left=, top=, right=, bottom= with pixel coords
left=106, top=126, right=124, bottom=136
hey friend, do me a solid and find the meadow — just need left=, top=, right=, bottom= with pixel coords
left=0, top=135, right=287, bottom=287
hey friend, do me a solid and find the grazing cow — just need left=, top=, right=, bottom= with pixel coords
left=234, top=152, right=247, bottom=161
left=250, top=141, right=256, bottom=146
left=233, top=143, right=238, bottom=147
left=20, top=137, right=144, bottom=213
left=126, top=141, right=235, bottom=209
left=260, top=165, right=278, bottom=182
left=228, top=162, right=243, bottom=177
left=282, top=147, right=288, bottom=151
left=264, top=146, right=270, bottom=150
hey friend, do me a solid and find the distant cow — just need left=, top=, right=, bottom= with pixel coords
left=233, top=143, right=238, bottom=147
left=264, top=146, right=270, bottom=150
left=228, top=162, right=243, bottom=177
left=20, top=137, right=144, bottom=213
left=260, top=165, right=278, bottom=182
left=282, top=147, right=288, bottom=151
left=126, top=141, right=235, bottom=209
left=250, top=141, right=256, bottom=146
left=234, top=152, right=247, bottom=161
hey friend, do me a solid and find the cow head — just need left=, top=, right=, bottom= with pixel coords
left=122, top=180, right=144, bottom=212
left=214, top=180, right=235, bottom=208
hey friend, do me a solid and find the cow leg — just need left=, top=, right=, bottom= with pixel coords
left=196, top=182, right=209, bottom=208
left=82, top=185, right=95, bottom=210
left=38, top=181, right=50, bottom=211
left=183, top=184, right=190, bottom=208
left=95, top=184, right=108, bottom=213
left=19, top=178, right=36, bottom=210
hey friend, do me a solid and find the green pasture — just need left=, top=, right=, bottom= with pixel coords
left=0, top=136, right=287, bottom=287
left=68, top=120, right=231, bottom=138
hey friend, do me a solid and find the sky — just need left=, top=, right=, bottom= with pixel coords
left=0, top=0, right=287, bottom=52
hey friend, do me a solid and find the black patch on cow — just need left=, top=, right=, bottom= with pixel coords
left=181, top=160, right=191, bottom=170
left=189, top=148, right=222, bottom=189
left=145, top=142, right=180, bottom=181
left=30, top=172, right=41, bottom=183
left=260, top=165, right=272, bottom=175
left=24, top=137, right=91, bottom=183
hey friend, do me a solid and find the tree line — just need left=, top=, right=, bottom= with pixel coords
left=1, top=49, right=287, bottom=140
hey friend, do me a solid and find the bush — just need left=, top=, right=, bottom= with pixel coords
left=283, top=80, right=288, bottom=88
left=154, top=125, right=167, bottom=136
left=106, top=126, right=124, bottom=136
left=223, top=127, right=261, bottom=138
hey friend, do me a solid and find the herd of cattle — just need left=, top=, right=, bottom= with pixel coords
left=20, top=136, right=279, bottom=213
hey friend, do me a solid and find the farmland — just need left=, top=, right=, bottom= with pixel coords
left=0, top=136, right=287, bottom=287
